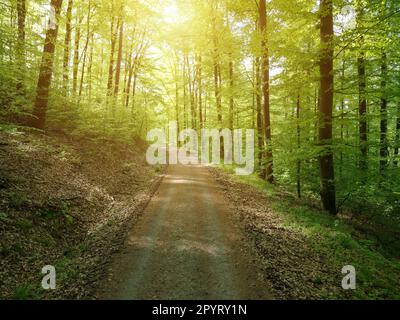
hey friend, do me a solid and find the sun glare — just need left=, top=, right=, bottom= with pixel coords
left=163, top=3, right=180, bottom=24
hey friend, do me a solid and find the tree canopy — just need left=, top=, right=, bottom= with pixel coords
left=0, top=0, right=399, bottom=215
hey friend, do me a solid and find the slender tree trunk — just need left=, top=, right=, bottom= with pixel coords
left=212, top=16, right=223, bottom=157
left=87, top=32, right=94, bottom=103
left=252, top=59, right=256, bottom=129
left=340, top=58, right=345, bottom=178
left=72, top=15, right=81, bottom=95
left=183, top=56, right=188, bottom=129
left=125, top=55, right=134, bottom=108
left=107, top=18, right=118, bottom=97
left=123, top=42, right=133, bottom=105
left=256, top=56, right=264, bottom=174
left=198, top=55, right=203, bottom=129
left=16, top=0, right=26, bottom=93
left=319, top=0, right=336, bottom=214
left=131, top=65, right=138, bottom=111
left=63, top=0, right=73, bottom=93
left=296, top=94, right=301, bottom=199
left=79, top=2, right=92, bottom=100
left=395, top=106, right=400, bottom=166
left=213, top=61, right=222, bottom=127
left=380, top=51, right=388, bottom=175
left=175, top=61, right=180, bottom=139
left=358, top=50, right=368, bottom=171
left=8, top=4, right=15, bottom=63
left=356, top=6, right=368, bottom=173
left=114, top=20, right=124, bottom=97
left=204, top=91, right=207, bottom=124
left=31, top=0, right=63, bottom=130
left=122, top=37, right=131, bottom=97
left=315, top=87, right=320, bottom=142
left=78, top=44, right=87, bottom=99
left=259, top=0, right=274, bottom=183
left=229, top=59, right=234, bottom=130
left=128, top=37, right=146, bottom=111
left=212, top=10, right=222, bottom=135
left=217, top=65, right=222, bottom=124
left=187, top=55, right=195, bottom=129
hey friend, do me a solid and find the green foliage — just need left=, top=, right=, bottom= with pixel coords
left=36, top=199, right=73, bottom=224
left=54, top=257, right=79, bottom=284
left=15, top=219, right=34, bottom=230
left=6, top=191, right=31, bottom=210
left=13, top=284, right=43, bottom=300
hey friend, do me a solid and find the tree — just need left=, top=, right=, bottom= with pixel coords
left=72, top=13, right=82, bottom=95
left=63, top=0, right=73, bottom=93
left=380, top=51, right=388, bottom=175
left=259, top=0, right=274, bottom=183
left=107, top=10, right=119, bottom=97
left=357, top=5, right=368, bottom=172
left=16, top=0, right=26, bottom=93
left=114, top=19, right=124, bottom=97
left=319, top=0, right=336, bottom=214
left=31, top=0, right=63, bottom=130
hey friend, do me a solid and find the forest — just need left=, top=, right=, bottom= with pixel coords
left=0, top=0, right=399, bottom=300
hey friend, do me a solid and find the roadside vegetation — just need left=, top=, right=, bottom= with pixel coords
left=218, top=164, right=400, bottom=299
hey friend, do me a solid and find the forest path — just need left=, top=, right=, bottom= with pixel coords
left=98, top=163, right=272, bottom=300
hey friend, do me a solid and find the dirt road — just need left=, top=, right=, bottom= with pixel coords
left=99, top=164, right=272, bottom=300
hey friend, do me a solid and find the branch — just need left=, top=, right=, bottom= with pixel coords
left=335, top=9, right=400, bottom=59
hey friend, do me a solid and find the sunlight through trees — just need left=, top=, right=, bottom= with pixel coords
left=0, top=0, right=399, bottom=215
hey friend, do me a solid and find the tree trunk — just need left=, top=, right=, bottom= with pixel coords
left=31, top=0, right=63, bottom=130
left=229, top=59, right=234, bottom=130
left=212, top=10, right=222, bottom=134
left=296, top=94, right=301, bottom=199
left=380, top=51, right=388, bottom=175
left=259, top=0, right=274, bottom=183
left=198, top=55, right=203, bottom=129
left=319, top=0, right=336, bottom=214
left=72, top=15, right=81, bottom=95
left=16, top=0, right=26, bottom=93
left=114, top=20, right=124, bottom=97
left=358, top=50, right=368, bottom=171
left=187, top=55, right=195, bottom=129
left=107, top=18, right=119, bottom=97
left=87, top=32, right=94, bottom=103
left=125, top=52, right=134, bottom=108
left=395, top=107, right=400, bottom=166
left=340, top=57, right=345, bottom=178
left=255, top=56, right=264, bottom=175
left=175, top=60, right=180, bottom=138
left=79, top=4, right=91, bottom=100
left=252, top=59, right=256, bottom=129
left=183, top=56, right=188, bottom=129
left=63, top=0, right=73, bottom=93
left=357, top=5, right=368, bottom=172
left=131, top=67, right=138, bottom=110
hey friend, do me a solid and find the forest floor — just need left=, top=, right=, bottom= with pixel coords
left=1, top=125, right=399, bottom=299
left=0, top=125, right=163, bottom=299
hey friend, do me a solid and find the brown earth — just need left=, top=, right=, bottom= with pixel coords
left=98, top=164, right=273, bottom=300
left=0, top=129, right=162, bottom=299
left=209, top=167, right=346, bottom=299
